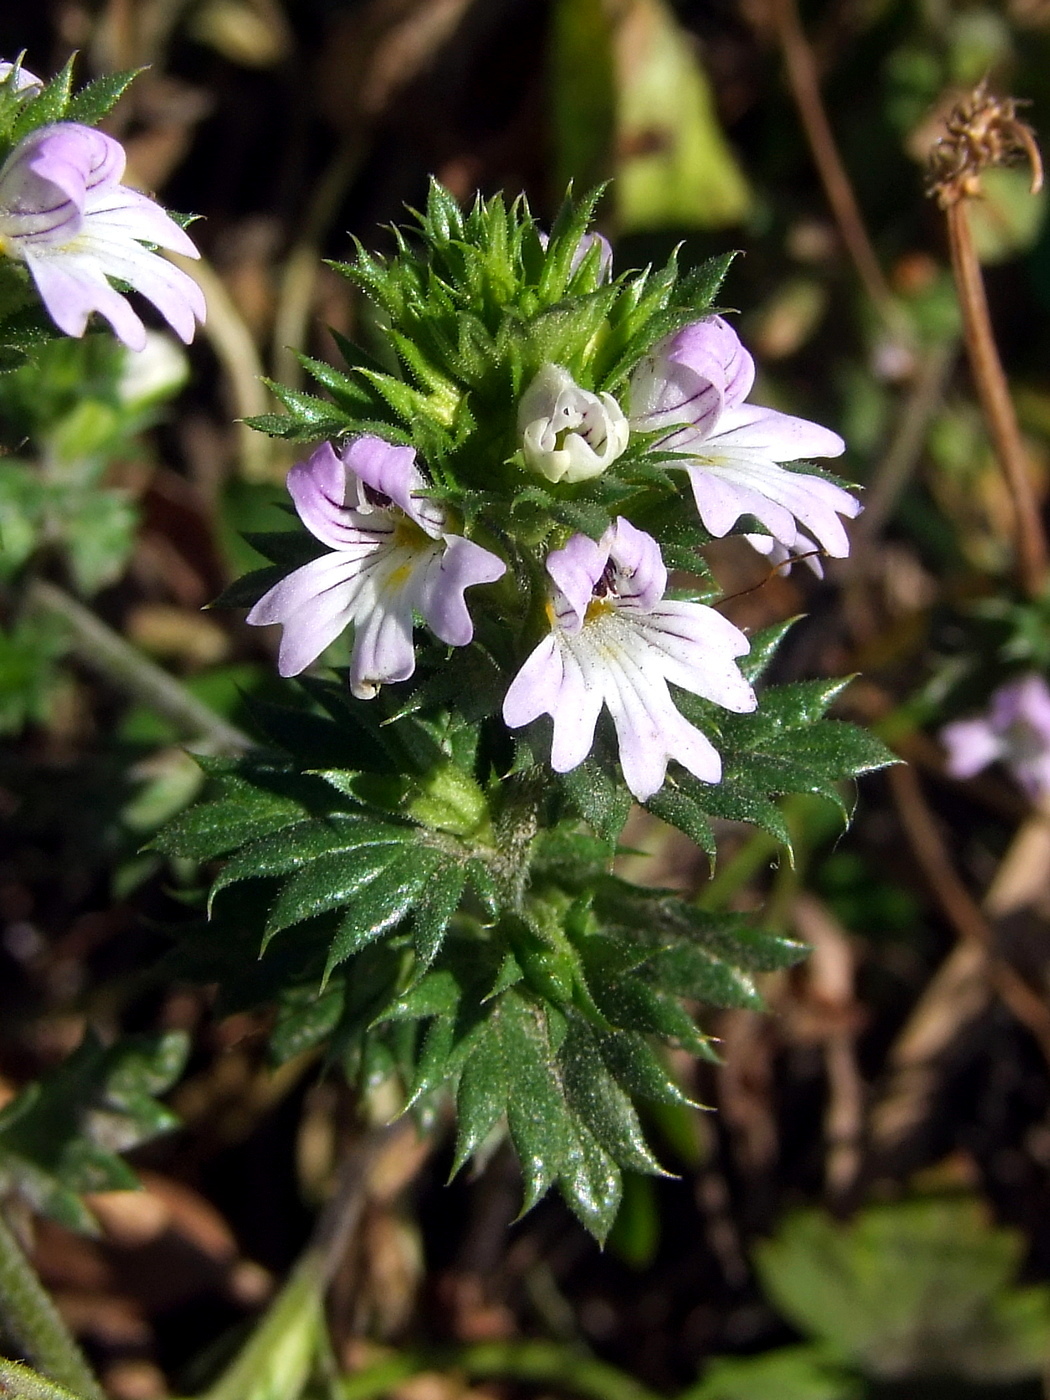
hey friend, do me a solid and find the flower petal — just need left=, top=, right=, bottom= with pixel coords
left=287, top=442, right=389, bottom=552
left=597, top=635, right=721, bottom=799
left=714, top=402, right=846, bottom=463
left=84, top=183, right=200, bottom=258
left=607, top=517, right=666, bottom=612
left=683, top=462, right=800, bottom=545
left=66, top=228, right=206, bottom=343
left=343, top=435, right=444, bottom=536
left=546, top=531, right=607, bottom=629
left=349, top=592, right=417, bottom=699
left=941, top=716, right=1005, bottom=780
left=246, top=552, right=366, bottom=677
left=21, top=244, right=147, bottom=348
left=685, top=456, right=858, bottom=557
left=634, top=602, right=756, bottom=712
left=419, top=534, right=506, bottom=647
left=503, top=633, right=604, bottom=773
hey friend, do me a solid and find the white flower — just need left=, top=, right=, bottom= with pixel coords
left=518, top=363, right=629, bottom=484
left=502, top=517, right=756, bottom=801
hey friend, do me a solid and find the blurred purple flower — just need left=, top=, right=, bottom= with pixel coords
left=629, top=315, right=859, bottom=559
left=247, top=437, right=506, bottom=699
left=502, top=517, right=756, bottom=801
left=0, top=122, right=205, bottom=350
left=941, top=674, right=1050, bottom=800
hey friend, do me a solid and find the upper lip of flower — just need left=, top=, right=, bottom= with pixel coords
left=0, top=121, right=206, bottom=350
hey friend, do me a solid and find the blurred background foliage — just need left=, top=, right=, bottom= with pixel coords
left=6, top=1, right=1050, bottom=1398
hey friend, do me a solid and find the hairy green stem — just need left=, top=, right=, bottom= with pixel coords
left=0, top=1216, right=103, bottom=1400
left=25, top=579, right=252, bottom=756
left=0, top=1357, right=86, bottom=1400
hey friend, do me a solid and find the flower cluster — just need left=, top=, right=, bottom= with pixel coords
left=248, top=253, right=857, bottom=801
left=941, top=674, right=1050, bottom=801
left=0, top=62, right=205, bottom=351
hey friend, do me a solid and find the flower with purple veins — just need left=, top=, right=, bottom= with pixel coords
left=941, top=674, right=1050, bottom=801
left=502, top=517, right=756, bottom=801
left=0, top=121, right=205, bottom=351
left=519, top=364, right=629, bottom=484
left=246, top=436, right=506, bottom=699
left=629, top=315, right=860, bottom=559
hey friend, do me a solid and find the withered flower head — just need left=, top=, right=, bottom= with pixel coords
left=927, top=80, right=1044, bottom=208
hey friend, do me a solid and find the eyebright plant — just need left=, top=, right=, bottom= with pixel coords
left=156, top=183, right=894, bottom=1241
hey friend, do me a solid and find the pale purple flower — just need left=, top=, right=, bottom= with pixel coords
left=519, top=364, right=629, bottom=483
left=941, top=674, right=1050, bottom=800
left=744, top=531, right=824, bottom=578
left=629, top=316, right=860, bottom=559
left=246, top=436, right=506, bottom=699
left=502, top=517, right=756, bottom=801
left=0, top=122, right=205, bottom=351
left=0, top=60, right=42, bottom=92
left=538, top=229, right=613, bottom=281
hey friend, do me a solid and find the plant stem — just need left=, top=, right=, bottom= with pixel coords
left=25, top=579, right=252, bottom=756
left=166, top=251, right=277, bottom=484
left=945, top=200, right=1048, bottom=597
left=0, top=1215, right=103, bottom=1400
left=769, top=0, right=897, bottom=326
left=888, top=763, right=1050, bottom=1062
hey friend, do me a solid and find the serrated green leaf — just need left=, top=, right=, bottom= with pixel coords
left=413, top=863, right=467, bottom=970
left=0, top=1031, right=188, bottom=1229
left=500, top=991, right=574, bottom=1211
left=322, top=847, right=444, bottom=978
left=599, top=1032, right=697, bottom=1107
left=265, top=837, right=415, bottom=940
left=155, top=792, right=306, bottom=861
left=561, top=1017, right=667, bottom=1175
left=645, top=787, right=716, bottom=861
left=64, top=68, right=141, bottom=125
left=645, top=942, right=761, bottom=1010
left=560, top=752, right=632, bottom=843
left=383, top=967, right=462, bottom=1022
left=452, top=1032, right=508, bottom=1174
left=558, top=1121, right=622, bottom=1244
left=270, top=982, right=345, bottom=1064
left=9, top=57, right=74, bottom=141
left=209, top=815, right=400, bottom=906
left=740, top=617, right=798, bottom=683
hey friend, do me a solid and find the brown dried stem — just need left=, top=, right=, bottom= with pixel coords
left=945, top=202, right=1048, bottom=595
left=888, top=763, right=1050, bottom=1063
left=928, top=84, right=1048, bottom=597
left=769, top=0, right=897, bottom=323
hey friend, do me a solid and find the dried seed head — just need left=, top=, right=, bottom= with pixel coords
left=927, top=80, right=1044, bottom=208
